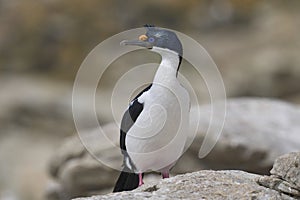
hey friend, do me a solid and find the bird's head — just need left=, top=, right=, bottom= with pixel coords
left=121, top=25, right=183, bottom=56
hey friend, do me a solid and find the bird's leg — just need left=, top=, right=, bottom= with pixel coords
left=161, top=171, right=169, bottom=179
left=138, top=173, right=144, bottom=186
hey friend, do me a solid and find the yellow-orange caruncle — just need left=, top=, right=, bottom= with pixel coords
left=139, top=34, right=148, bottom=41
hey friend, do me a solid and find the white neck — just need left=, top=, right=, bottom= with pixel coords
left=152, top=47, right=180, bottom=85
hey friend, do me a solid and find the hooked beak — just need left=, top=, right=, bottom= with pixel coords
left=120, top=34, right=152, bottom=49
left=120, top=40, right=152, bottom=49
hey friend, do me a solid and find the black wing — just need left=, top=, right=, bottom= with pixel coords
left=120, top=84, right=152, bottom=151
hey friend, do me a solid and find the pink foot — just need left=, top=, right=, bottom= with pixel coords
left=162, top=171, right=169, bottom=179
left=138, top=173, right=144, bottom=186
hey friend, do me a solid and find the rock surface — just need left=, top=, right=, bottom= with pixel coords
left=73, top=170, right=296, bottom=200
left=74, top=152, right=300, bottom=199
left=190, top=98, right=300, bottom=174
left=258, top=152, right=300, bottom=197
left=271, top=152, right=300, bottom=189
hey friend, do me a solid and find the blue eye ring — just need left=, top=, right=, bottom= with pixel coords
left=148, top=37, right=155, bottom=43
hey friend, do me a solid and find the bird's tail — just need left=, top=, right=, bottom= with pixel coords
left=113, top=170, right=139, bottom=192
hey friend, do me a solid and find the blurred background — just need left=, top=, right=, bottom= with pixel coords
left=0, top=0, right=300, bottom=200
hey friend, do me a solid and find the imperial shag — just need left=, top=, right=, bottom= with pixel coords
left=113, top=25, right=190, bottom=192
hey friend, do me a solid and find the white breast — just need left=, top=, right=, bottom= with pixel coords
left=126, top=81, right=190, bottom=172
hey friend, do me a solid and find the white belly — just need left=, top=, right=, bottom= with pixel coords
left=126, top=83, right=190, bottom=172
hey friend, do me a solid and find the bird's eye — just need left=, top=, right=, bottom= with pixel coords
left=148, top=37, right=155, bottom=43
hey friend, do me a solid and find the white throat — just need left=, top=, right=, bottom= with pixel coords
left=152, top=47, right=180, bottom=85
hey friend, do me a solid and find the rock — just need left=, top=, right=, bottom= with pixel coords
left=258, top=152, right=300, bottom=197
left=271, top=152, right=300, bottom=189
left=190, top=98, right=300, bottom=174
left=58, top=154, right=118, bottom=198
left=48, top=123, right=122, bottom=199
left=72, top=170, right=296, bottom=200
left=49, top=136, right=85, bottom=178
left=45, top=180, right=68, bottom=200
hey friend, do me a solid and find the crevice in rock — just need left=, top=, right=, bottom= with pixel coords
left=256, top=176, right=300, bottom=198
left=143, top=185, right=159, bottom=192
